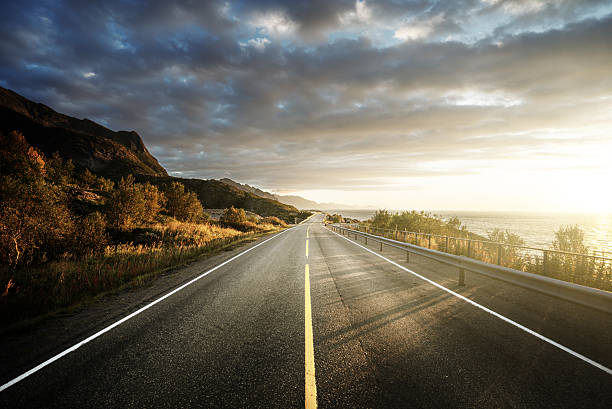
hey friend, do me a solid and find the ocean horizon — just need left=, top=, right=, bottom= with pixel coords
left=326, top=209, right=612, bottom=255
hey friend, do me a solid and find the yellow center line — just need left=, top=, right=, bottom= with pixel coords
left=304, top=263, right=317, bottom=409
left=306, top=227, right=309, bottom=258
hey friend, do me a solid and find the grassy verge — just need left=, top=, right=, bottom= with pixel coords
left=1, top=221, right=283, bottom=329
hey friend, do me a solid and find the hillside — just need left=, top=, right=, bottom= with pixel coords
left=0, top=87, right=309, bottom=223
left=138, top=176, right=309, bottom=223
left=219, top=178, right=278, bottom=201
left=0, top=87, right=167, bottom=178
left=218, top=177, right=354, bottom=210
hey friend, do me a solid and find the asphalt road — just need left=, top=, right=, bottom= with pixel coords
left=1, top=213, right=611, bottom=408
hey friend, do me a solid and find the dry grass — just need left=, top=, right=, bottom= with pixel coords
left=1, top=220, right=281, bottom=325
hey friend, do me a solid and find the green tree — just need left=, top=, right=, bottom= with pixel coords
left=163, top=181, right=204, bottom=222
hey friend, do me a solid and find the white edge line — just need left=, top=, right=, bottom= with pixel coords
left=329, top=228, right=612, bottom=375
left=0, top=227, right=294, bottom=392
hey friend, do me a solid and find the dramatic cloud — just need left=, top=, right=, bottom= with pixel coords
left=1, top=0, right=611, bottom=211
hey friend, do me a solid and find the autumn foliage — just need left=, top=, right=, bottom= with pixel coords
left=0, top=131, right=288, bottom=323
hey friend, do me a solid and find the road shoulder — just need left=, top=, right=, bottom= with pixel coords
left=0, top=229, right=285, bottom=385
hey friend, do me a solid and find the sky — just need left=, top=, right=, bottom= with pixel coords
left=1, top=0, right=611, bottom=213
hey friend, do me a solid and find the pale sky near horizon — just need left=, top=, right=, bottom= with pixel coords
left=1, top=1, right=611, bottom=213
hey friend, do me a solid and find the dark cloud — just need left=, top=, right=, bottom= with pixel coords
left=1, top=0, right=610, bottom=199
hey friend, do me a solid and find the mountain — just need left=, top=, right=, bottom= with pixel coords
left=277, top=195, right=359, bottom=210
left=218, top=177, right=356, bottom=210
left=219, top=178, right=278, bottom=201
left=139, top=176, right=309, bottom=222
left=0, top=87, right=310, bottom=222
left=0, top=87, right=167, bottom=178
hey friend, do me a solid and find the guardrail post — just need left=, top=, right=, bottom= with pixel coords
left=458, top=268, right=465, bottom=286
left=406, top=251, right=410, bottom=263
left=543, top=251, right=548, bottom=275
left=365, top=236, right=367, bottom=245
left=445, top=236, right=449, bottom=253
left=380, top=241, right=383, bottom=251
left=467, top=240, right=471, bottom=258
left=428, top=235, right=432, bottom=249
left=415, top=233, right=418, bottom=246
left=497, top=245, right=502, bottom=265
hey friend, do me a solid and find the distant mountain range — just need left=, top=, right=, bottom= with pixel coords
left=217, top=178, right=358, bottom=210
left=0, top=87, right=309, bottom=222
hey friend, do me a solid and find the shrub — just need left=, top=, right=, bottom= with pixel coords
left=163, top=181, right=204, bottom=222
left=0, top=132, right=76, bottom=267
left=262, top=216, right=287, bottom=227
left=73, top=211, right=108, bottom=256
left=552, top=225, right=588, bottom=254
left=0, top=131, right=46, bottom=181
left=96, top=176, right=115, bottom=192
left=105, top=175, right=165, bottom=229
left=326, top=214, right=343, bottom=224
left=221, top=206, right=247, bottom=225
left=47, top=152, right=75, bottom=186
left=142, top=183, right=166, bottom=223
left=370, top=210, right=391, bottom=227
left=368, top=210, right=467, bottom=236
left=78, top=168, right=97, bottom=189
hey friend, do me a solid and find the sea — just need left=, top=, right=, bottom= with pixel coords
left=327, top=209, right=612, bottom=255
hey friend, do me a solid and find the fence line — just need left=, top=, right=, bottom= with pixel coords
left=340, top=224, right=612, bottom=292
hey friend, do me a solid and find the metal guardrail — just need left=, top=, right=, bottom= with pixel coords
left=340, top=224, right=612, bottom=292
left=329, top=224, right=612, bottom=314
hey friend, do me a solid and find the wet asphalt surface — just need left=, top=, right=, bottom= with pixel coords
left=1, top=213, right=611, bottom=408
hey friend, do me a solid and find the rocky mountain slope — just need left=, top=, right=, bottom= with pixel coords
left=0, top=87, right=309, bottom=222
left=0, top=87, right=166, bottom=178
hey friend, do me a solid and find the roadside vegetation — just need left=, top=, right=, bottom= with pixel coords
left=0, top=131, right=287, bottom=324
left=340, top=209, right=611, bottom=291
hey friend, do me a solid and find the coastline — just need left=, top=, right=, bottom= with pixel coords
left=326, top=209, right=612, bottom=254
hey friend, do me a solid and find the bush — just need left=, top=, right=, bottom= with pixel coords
left=163, top=181, right=204, bottom=222
left=105, top=175, right=165, bottom=229
left=368, top=210, right=467, bottom=236
left=370, top=210, right=390, bottom=227
left=326, top=214, right=343, bottom=224
left=47, top=152, right=75, bottom=186
left=221, top=206, right=247, bottom=224
left=0, top=132, right=76, bottom=267
left=78, top=168, right=97, bottom=189
left=552, top=225, right=588, bottom=254
left=73, top=212, right=108, bottom=256
left=96, top=176, right=115, bottom=192
left=262, top=216, right=287, bottom=227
